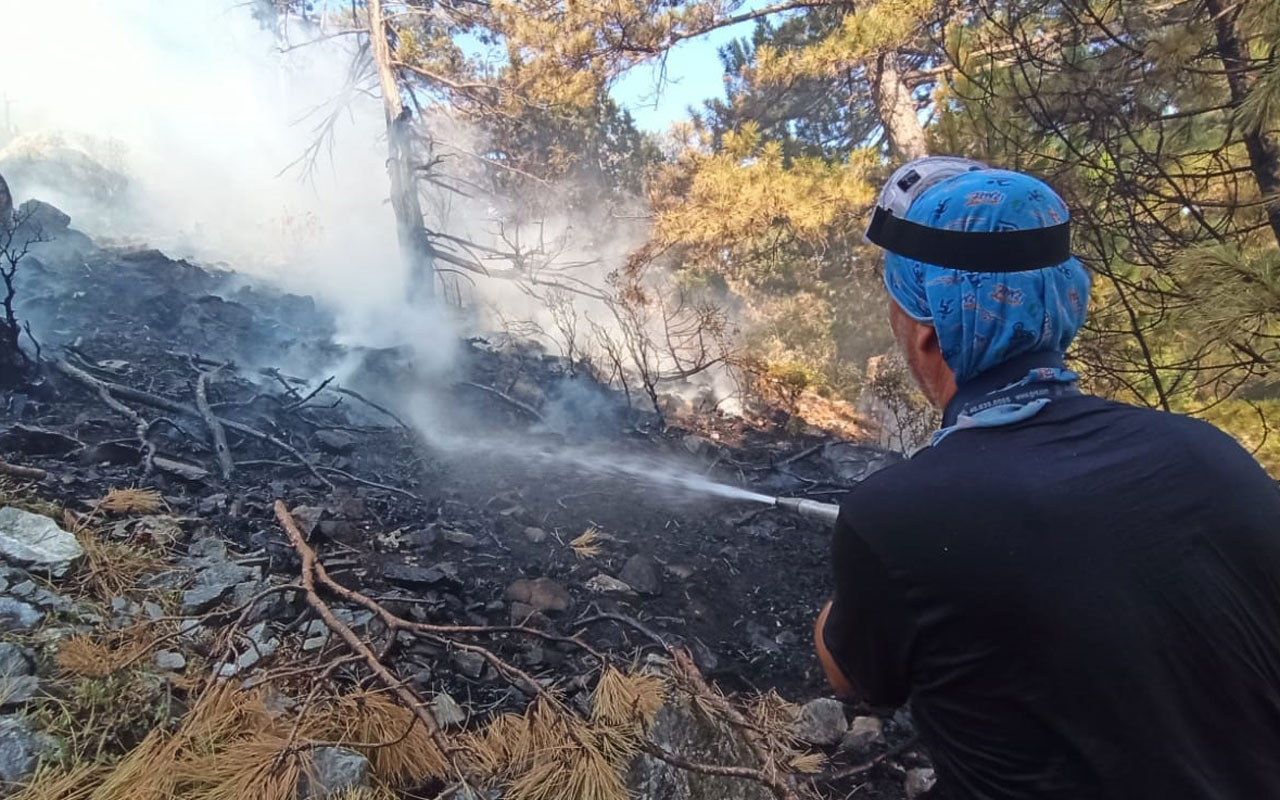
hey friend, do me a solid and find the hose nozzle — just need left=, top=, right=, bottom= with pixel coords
left=773, top=497, right=841, bottom=525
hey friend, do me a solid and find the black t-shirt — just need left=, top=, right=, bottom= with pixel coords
left=823, top=358, right=1280, bottom=800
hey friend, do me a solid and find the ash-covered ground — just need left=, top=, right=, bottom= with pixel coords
left=0, top=207, right=933, bottom=798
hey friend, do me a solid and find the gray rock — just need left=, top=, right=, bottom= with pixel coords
left=906, top=767, right=937, bottom=798
left=0, top=675, right=39, bottom=706
left=195, top=560, right=257, bottom=587
left=154, top=651, right=186, bottom=671
left=839, top=716, right=884, bottom=754
left=217, top=621, right=279, bottom=677
left=620, top=554, right=663, bottom=596
left=382, top=564, right=457, bottom=588
left=140, top=569, right=189, bottom=591
left=300, top=746, right=369, bottom=799
left=441, top=529, right=478, bottom=548
left=628, top=692, right=773, bottom=800
left=0, top=715, right=51, bottom=783
left=152, top=456, right=210, bottom=482
left=231, top=581, right=291, bottom=625
left=523, top=526, right=548, bottom=544
left=505, top=578, right=571, bottom=613
left=585, top=573, right=632, bottom=594
left=451, top=651, right=486, bottom=679
left=181, top=582, right=234, bottom=614
left=0, top=598, right=44, bottom=632
left=430, top=691, right=466, bottom=727
left=185, top=536, right=229, bottom=563
left=8, top=581, right=68, bottom=612
left=315, top=430, right=358, bottom=455
left=0, top=506, right=83, bottom=576
left=330, top=608, right=373, bottom=629
left=793, top=698, right=847, bottom=746
left=0, top=643, right=34, bottom=679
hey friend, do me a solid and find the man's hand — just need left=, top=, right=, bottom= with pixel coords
left=815, top=600, right=857, bottom=698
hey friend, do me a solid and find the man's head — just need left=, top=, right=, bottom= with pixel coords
left=869, top=161, right=1091, bottom=407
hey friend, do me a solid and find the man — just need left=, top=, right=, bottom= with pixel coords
left=815, top=158, right=1280, bottom=799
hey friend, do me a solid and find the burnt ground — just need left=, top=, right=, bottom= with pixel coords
left=1, top=219, right=930, bottom=797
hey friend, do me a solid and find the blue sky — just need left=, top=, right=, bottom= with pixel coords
left=609, top=18, right=760, bottom=133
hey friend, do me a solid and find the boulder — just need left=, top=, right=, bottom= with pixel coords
left=793, top=698, right=847, bottom=746
left=505, top=578, right=570, bottom=613
left=16, top=198, right=70, bottom=235
left=0, top=506, right=83, bottom=576
left=300, top=746, right=369, bottom=799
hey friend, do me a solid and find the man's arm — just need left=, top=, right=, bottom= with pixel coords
left=815, top=512, right=916, bottom=707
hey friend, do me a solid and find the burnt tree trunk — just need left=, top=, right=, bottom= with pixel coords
left=1205, top=0, right=1280, bottom=248
left=869, top=51, right=929, bottom=161
left=368, top=0, right=435, bottom=301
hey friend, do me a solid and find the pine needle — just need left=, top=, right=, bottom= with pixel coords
left=788, top=752, right=826, bottom=773
left=570, top=526, right=610, bottom=558
left=10, top=763, right=103, bottom=800
left=591, top=666, right=666, bottom=727
left=95, top=488, right=165, bottom=515
left=320, top=690, right=450, bottom=785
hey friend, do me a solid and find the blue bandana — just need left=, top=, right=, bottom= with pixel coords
left=881, top=168, right=1092, bottom=444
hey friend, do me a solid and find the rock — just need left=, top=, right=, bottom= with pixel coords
left=628, top=691, right=773, bottom=800
left=431, top=691, right=466, bottom=727
left=197, top=494, right=228, bottom=515
left=231, top=581, right=291, bottom=625
left=793, top=698, right=847, bottom=746
left=8, top=580, right=70, bottom=612
left=0, top=675, right=39, bottom=706
left=906, top=767, right=937, bottom=798
left=839, top=716, right=884, bottom=754
left=523, top=526, right=548, bottom=544
left=185, top=536, right=229, bottom=563
left=383, top=563, right=458, bottom=588
left=441, top=529, right=478, bottom=548
left=505, top=578, right=571, bottom=613
left=0, top=423, right=82, bottom=456
left=290, top=505, right=328, bottom=537
left=300, top=746, right=369, bottom=799
left=0, top=598, right=44, bottom=632
left=217, top=621, right=279, bottom=677
left=508, top=601, right=550, bottom=627
left=181, top=582, right=234, bottom=614
left=16, top=199, right=71, bottom=234
left=195, top=560, right=258, bottom=587
left=586, top=573, right=632, bottom=594
left=452, top=651, right=486, bottom=679
left=0, top=506, right=83, bottom=576
left=0, top=643, right=33, bottom=679
left=0, top=715, right=51, bottom=784
left=665, top=563, right=696, bottom=580
left=154, top=650, right=186, bottom=671
left=314, top=430, right=358, bottom=455
left=140, top=569, right=188, bottom=590
left=619, top=554, right=662, bottom=596
left=152, top=456, right=211, bottom=482
left=681, top=434, right=719, bottom=458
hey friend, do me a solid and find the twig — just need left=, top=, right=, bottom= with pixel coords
left=275, top=501, right=460, bottom=766
left=282, top=376, right=335, bottom=412
left=457, top=381, right=544, bottom=422
left=640, top=739, right=801, bottom=799
left=236, top=460, right=421, bottom=502
left=195, top=367, right=234, bottom=480
left=332, top=386, right=412, bottom=430
left=0, top=460, right=46, bottom=480
left=574, top=611, right=670, bottom=649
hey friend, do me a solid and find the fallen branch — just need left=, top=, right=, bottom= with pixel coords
left=275, top=501, right=460, bottom=766
left=54, top=359, right=157, bottom=475
left=57, top=358, right=331, bottom=488
left=640, top=739, right=801, bottom=798
left=195, top=367, right=234, bottom=480
left=458, top=381, right=544, bottom=422
left=0, top=460, right=47, bottom=480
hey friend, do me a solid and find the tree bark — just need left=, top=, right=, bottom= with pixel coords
left=869, top=51, right=929, bottom=161
left=1205, top=0, right=1280, bottom=248
left=367, top=0, right=435, bottom=300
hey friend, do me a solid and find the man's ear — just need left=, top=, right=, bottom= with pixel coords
left=908, top=317, right=940, bottom=359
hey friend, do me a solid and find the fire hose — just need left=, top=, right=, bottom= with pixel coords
left=772, top=496, right=841, bottom=525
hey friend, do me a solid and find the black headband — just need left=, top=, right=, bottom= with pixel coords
left=866, top=206, right=1072, bottom=272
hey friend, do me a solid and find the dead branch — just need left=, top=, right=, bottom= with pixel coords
left=0, top=460, right=47, bottom=480
left=457, top=381, right=544, bottom=422
left=275, top=501, right=461, bottom=766
left=195, top=367, right=234, bottom=480
left=56, top=358, right=332, bottom=488
left=54, top=359, right=157, bottom=475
